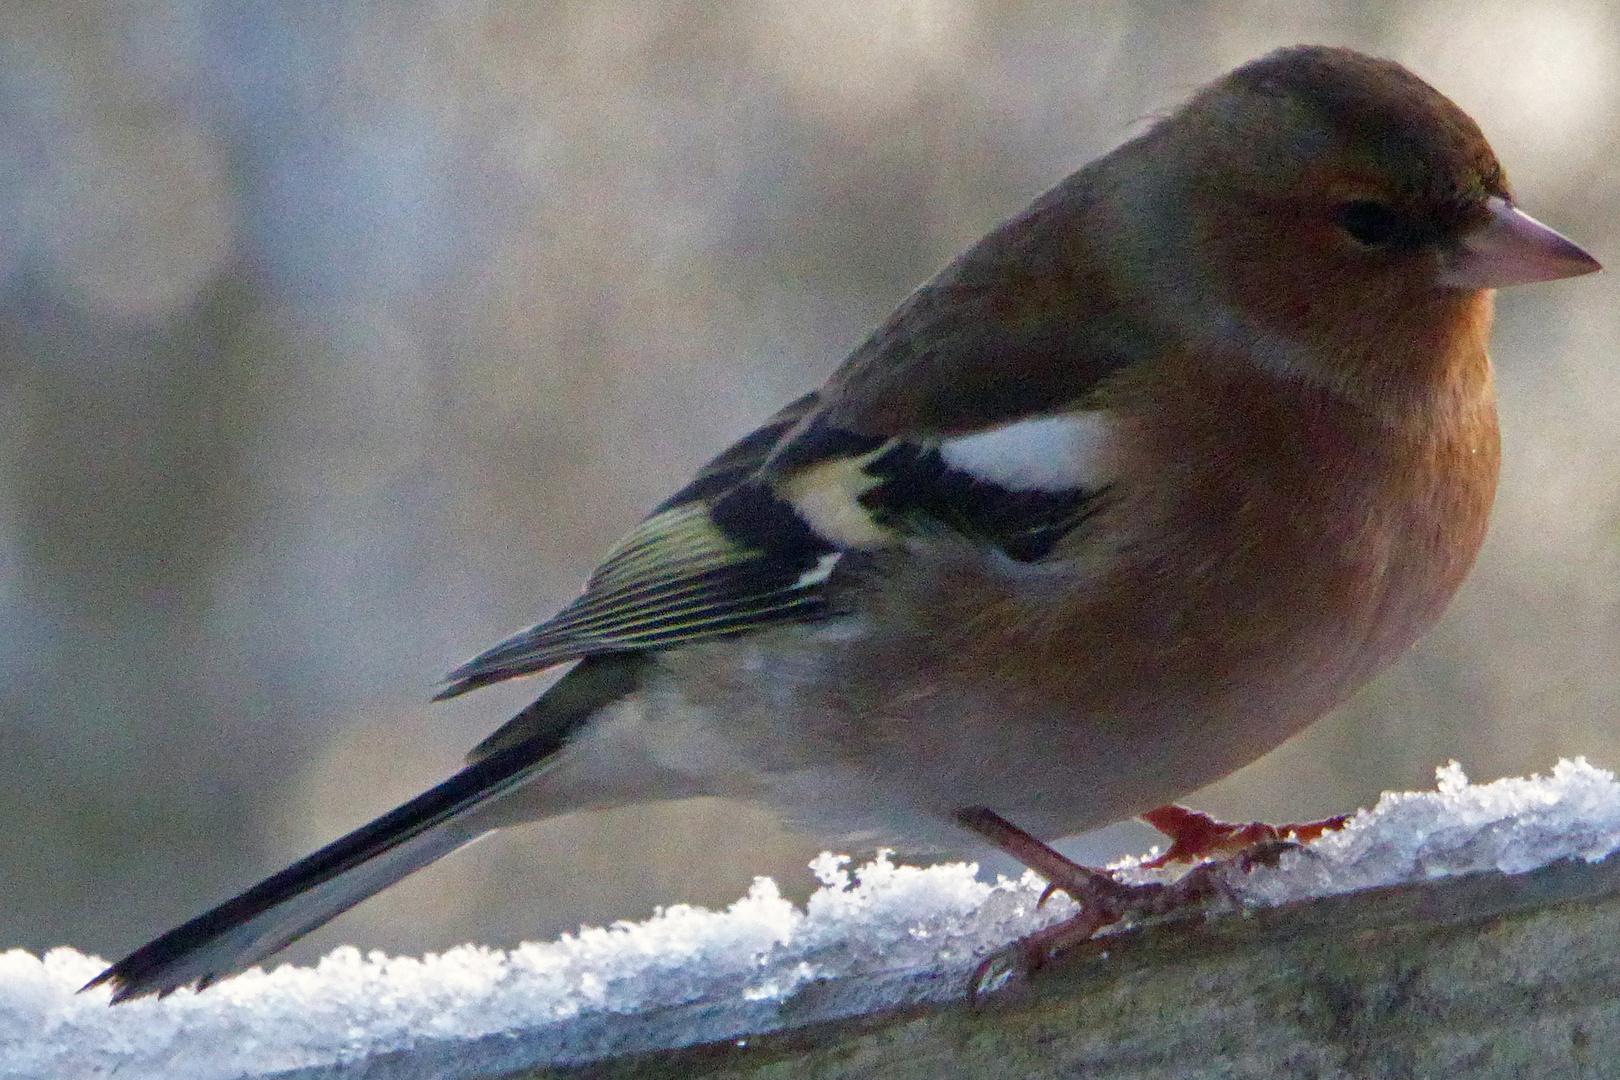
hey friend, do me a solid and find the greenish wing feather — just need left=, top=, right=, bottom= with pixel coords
left=436, top=479, right=842, bottom=700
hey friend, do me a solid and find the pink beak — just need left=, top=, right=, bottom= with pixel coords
left=1439, top=196, right=1601, bottom=290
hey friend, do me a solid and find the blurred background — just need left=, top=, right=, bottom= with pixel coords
left=2, top=0, right=1618, bottom=969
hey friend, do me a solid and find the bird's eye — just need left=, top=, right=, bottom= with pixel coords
left=1334, top=200, right=1402, bottom=246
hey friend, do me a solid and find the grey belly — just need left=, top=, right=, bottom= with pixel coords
left=621, top=625, right=1241, bottom=857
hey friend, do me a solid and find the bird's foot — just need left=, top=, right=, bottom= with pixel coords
left=956, top=804, right=1348, bottom=999
left=1137, top=804, right=1349, bottom=869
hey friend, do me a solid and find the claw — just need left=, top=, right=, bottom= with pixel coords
left=967, top=901, right=1120, bottom=1003
left=969, top=951, right=1023, bottom=1000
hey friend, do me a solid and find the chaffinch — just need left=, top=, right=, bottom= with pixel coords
left=91, top=45, right=1600, bottom=1001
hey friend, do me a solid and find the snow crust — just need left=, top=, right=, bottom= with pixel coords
left=8, top=758, right=1620, bottom=1080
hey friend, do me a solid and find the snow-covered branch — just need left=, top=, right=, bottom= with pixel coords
left=9, top=760, right=1620, bottom=1079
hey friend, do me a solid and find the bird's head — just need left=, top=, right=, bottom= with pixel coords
left=1134, top=46, right=1598, bottom=389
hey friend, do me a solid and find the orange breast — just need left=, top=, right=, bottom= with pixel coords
left=897, top=310, right=1497, bottom=769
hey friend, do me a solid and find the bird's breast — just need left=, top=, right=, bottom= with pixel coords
left=1025, top=342, right=1500, bottom=727
left=812, top=341, right=1499, bottom=834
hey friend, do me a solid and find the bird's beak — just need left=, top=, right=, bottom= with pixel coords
left=1439, top=196, right=1601, bottom=290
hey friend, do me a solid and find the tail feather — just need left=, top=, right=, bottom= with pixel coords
left=85, top=655, right=645, bottom=1003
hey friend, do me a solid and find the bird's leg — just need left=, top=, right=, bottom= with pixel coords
left=1137, top=804, right=1349, bottom=870
left=955, top=806, right=1140, bottom=910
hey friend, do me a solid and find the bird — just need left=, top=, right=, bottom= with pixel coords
left=88, top=45, right=1600, bottom=1003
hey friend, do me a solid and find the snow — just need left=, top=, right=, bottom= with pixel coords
left=8, top=758, right=1620, bottom=1080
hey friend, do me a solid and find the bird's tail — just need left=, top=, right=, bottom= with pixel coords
left=85, top=655, right=646, bottom=1003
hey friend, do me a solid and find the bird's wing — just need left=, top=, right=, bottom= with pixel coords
left=437, top=179, right=1152, bottom=700
left=438, top=401, right=1124, bottom=704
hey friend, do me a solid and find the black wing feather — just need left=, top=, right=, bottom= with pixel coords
left=863, top=442, right=1103, bottom=562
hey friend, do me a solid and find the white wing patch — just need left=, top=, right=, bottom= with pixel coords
left=939, top=414, right=1114, bottom=495
left=939, top=412, right=1115, bottom=493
